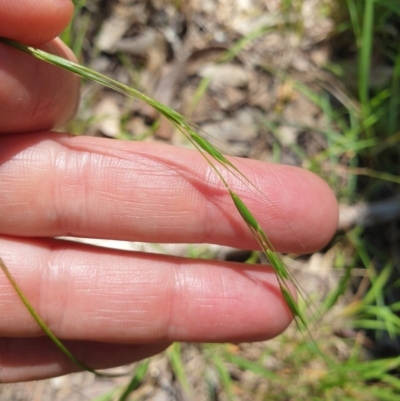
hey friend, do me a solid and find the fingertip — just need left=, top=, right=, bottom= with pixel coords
left=291, top=170, right=339, bottom=253
left=243, top=162, right=338, bottom=254
left=0, top=0, right=74, bottom=45
left=293, top=169, right=339, bottom=252
left=314, top=175, right=339, bottom=247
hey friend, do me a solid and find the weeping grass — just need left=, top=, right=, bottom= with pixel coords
left=0, top=37, right=314, bottom=375
left=1, top=1, right=400, bottom=398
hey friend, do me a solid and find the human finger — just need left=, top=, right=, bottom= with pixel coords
left=0, top=133, right=338, bottom=253
left=0, top=337, right=169, bottom=382
left=0, top=0, right=73, bottom=46
left=0, top=38, right=80, bottom=133
left=0, top=236, right=293, bottom=343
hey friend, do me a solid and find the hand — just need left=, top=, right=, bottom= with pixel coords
left=0, top=0, right=338, bottom=382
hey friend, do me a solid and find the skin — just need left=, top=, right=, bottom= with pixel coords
left=0, top=0, right=339, bottom=383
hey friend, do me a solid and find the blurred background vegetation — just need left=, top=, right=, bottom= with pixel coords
left=2, top=0, right=400, bottom=399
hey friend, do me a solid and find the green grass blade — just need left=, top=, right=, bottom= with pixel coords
left=212, top=353, right=236, bottom=401
left=224, top=353, right=277, bottom=379
left=118, top=360, right=149, bottom=401
left=358, top=0, right=374, bottom=137
left=363, top=262, right=392, bottom=306
left=60, top=0, right=88, bottom=59
left=167, top=343, right=192, bottom=395
left=322, top=264, right=353, bottom=313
